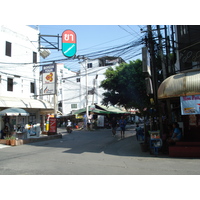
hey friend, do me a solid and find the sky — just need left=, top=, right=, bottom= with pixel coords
left=37, top=25, right=146, bottom=71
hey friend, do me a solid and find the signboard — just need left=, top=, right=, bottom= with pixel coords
left=42, top=64, right=56, bottom=95
left=49, top=118, right=57, bottom=134
left=62, top=30, right=77, bottom=57
left=180, top=95, right=200, bottom=115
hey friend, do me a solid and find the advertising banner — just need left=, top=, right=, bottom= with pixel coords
left=42, top=64, right=56, bottom=95
left=49, top=118, right=57, bottom=134
left=180, top=95, right=200, bottom=115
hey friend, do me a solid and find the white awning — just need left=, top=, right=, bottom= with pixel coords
left=0, top=96, right=53, bottom=110
left=158, top=70, right=200, bottom=99
left=0, top=108, right=30, bottom=116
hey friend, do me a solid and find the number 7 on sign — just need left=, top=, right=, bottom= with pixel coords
left=62, top=30, right=77, bottom=57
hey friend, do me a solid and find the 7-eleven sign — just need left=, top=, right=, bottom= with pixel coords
left=62, top=30, right=77, bottom=57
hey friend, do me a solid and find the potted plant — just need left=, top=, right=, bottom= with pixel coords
left=5, top=136, right=11, bottom=145
left=10, top=136, right=16, bottom=146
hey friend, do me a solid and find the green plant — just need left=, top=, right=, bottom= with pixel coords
left=5, top=136, right=10, bottom=140
left=10, top=136, right=16, bottom=140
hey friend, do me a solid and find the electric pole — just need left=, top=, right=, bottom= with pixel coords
left=157, top=25, right=167, bottom=80
left=147, top=25, right=158, bottom=105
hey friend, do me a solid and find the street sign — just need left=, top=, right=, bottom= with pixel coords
left=62, top=30, right=77, bottom=57
left=42, top=64, right=56, bottom=95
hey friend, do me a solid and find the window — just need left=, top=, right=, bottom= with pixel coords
left=5, top=41, right=11, bottom=57
left=33, top=52, right=37, bottom=63
left=30, top=82, right=35, bottom=93
left=87, top=63, right=92, bottom=68
left=71, top=104, right=77, bottom=109
left=7, top=78, right=13, bottom=91
left=76, top=78, right=80, bottom=82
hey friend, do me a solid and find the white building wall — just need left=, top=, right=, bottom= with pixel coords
left=62, top=57, right=121, bottom=115
left=0, top=25, right=40, bottom=98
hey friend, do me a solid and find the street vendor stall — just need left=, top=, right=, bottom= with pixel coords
left=0, top=108, right=29, bottom=139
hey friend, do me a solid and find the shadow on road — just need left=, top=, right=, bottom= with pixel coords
left=25, top=126, right=170, bottom=159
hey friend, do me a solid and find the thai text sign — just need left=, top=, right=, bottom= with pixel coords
left=62, top=30, right=77, bottom=57
left=42, top=65, right=55, bottom=95
left=180, top=95, right=200, bottom=115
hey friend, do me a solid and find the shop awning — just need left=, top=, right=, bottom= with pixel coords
left=73, top=104, right=128, bottom=115
left=0, top=108, right=30, bottom=116
left=158, top=70, right=200, bottom=99
left=0, top=96, right=53, bottom=110
left=96, top=105, right=128, bottom=114
left=73, top=107, right=111, bottom=115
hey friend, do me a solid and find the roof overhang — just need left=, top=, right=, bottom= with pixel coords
left=0, top=96, right=53, bottom=110
left=158, top=70, right=200, bottom=99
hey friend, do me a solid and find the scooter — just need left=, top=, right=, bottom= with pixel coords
left=66, top=126, right=72, bottom=133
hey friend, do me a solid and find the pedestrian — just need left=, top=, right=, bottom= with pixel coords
left=1, top=126, right=9, bottom=139
left=87, top=113, right=92, bottom=130
left=110, top=117, right=117, bottom=137
left=167, top=122, right=182, bottom=145
left=135, top=123, right=143, bottom=141
left=119, top=116, right=127, bottom=139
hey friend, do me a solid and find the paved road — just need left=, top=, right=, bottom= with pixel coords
left=0, top=125, right=200, bottom=175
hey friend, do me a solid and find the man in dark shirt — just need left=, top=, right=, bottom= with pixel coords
left=110, top=117, right=117, bottom=137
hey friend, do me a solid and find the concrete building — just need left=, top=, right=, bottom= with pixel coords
left=0, top=25, right=53, bottom=139
left=62, top=56, right=124, bottom=115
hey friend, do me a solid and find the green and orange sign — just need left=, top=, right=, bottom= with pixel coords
left=62, top=30, right=77, bottom=57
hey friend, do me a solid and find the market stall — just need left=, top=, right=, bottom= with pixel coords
left=0, top=108, right=29, bottom=139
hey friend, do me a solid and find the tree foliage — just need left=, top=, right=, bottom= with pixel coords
left=100, top=59, right=150, bottom=112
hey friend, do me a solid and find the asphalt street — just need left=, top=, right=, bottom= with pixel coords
left=0, top=125, right=200, bottom=175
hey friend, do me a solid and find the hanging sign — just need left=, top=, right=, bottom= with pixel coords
left=180, top=95, right=200, bottom=115
left=62, top=30, right=77, bottom=57
left=42, top=64, right=56, bottom=95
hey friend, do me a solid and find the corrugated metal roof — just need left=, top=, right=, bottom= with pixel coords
left=158, top=70, right=200, bottom=99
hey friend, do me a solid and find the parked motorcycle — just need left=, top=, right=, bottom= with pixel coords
left=66, top=126, right=72, bottom=133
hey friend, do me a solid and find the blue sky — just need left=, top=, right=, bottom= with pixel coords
left=38, top=25, right=146, bottom=71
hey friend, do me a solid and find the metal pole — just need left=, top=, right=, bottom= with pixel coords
left=85, top=59, right=89, bottom=130
left=54, top=62, right=57, bottom=118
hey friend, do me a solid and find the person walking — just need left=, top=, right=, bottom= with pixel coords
left=135, top=123, right=143, bottom=141
left=119, top=116, right=127, bottom=139
left=110, top=117, right=117, bottom=137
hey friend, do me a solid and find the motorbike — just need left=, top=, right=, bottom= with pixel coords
left=66, top=126, right=72, bottom=133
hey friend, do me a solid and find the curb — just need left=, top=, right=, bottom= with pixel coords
left=1, top=134, right=63, bottom=146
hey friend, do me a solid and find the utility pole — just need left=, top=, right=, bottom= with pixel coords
left=165, top=25, right=171, bottom=76
left=147, top=25, right=159, bottom=130
left=157, top=25, right=167, bottom=80
left=54, top=62, right=58, bottom=118
left=170, top=25, right=176, bottom=74
left=147, top=25, right=158, bottom=105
